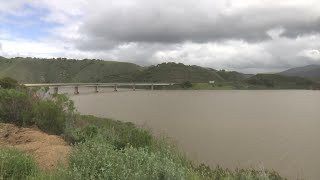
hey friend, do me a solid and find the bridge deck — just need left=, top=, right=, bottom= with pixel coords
left=24, top=83, right=174, bottom=87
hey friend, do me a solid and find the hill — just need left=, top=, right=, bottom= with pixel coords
left=0, top=57, right=248, bottom=83
left=134, top=62, right=249, bottom=83
left=0, top=57, right=142, bottom=83
left=279, top=64, right=320, bottom=81
left=246, top=73, right=316, bottom=89
left=134, top=62, right=224, bottom=83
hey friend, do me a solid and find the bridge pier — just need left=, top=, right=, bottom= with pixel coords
left=24, top=83, right=175, bottom=93
left=74, top=86, right=79, bottom=94
left=53, top=87, right=59, bottom=95
left=114, top=84, right=118, bottom=92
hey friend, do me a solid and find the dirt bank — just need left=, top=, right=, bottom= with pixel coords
left=0, top=123, right=71, bottom=171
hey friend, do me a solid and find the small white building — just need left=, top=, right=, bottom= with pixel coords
left=209, top=81, right=215, bottom=84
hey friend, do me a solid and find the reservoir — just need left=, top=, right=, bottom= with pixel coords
left=68, top=89, right=320, bottom=179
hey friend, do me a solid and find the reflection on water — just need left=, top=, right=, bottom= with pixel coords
left=61, top=88, right=320, bottom=179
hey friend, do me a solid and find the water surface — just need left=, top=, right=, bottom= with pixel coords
left=68, top=89, right=320, bottom=179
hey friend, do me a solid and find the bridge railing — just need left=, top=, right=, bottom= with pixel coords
left=23, top=82, right=176, bottom=94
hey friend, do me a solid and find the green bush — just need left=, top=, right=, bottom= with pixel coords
left=114, top=127, right=153, bottom=149
left=69, top=125, right=99, bottom=144
left=32, top=100, right=67, bottom=135
left=0, top=77, right=19, bottom=89
left=0, top=88, right=75, bottom=135
left=66, top=115, right=152, bottom=149
left=181, top=81, right=193, bottom=89
left=0, top=89, right=33, bottom=126
left=0, top=148, right=38, bottom=180
left=31, top=94, right=75, bottom=135
left=66, top=138, right=194, bottom=180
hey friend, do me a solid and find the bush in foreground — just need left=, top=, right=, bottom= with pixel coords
left=0, top=88, right=75, bottom=135
left=66, top=138, right=194, bottom=180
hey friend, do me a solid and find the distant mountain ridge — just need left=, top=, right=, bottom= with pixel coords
left=279, top=64, right=320, bottom=81
left=0, top=57, right=248, bottom=83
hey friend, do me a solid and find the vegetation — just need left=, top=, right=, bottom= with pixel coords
left=0, top=77, right=288, bottom=179
left=1, top=57, right=319, bottom=90
left=0, top=57, right=141, bottom=83
left=279, top=64, right=320, bottom=81
left=0, top=77, right=19, bottom=89
left=134, top=62, right=226, bottom=83
left=0, top=148, right=38, bottom=180
left=181, top=81, right=193, bottom=89
left=215, top=69, right=252, bottom=82
left=246, top=74, right=316, bottom=89
left=0, top=57, right=249, bottom=84
left=0, top=77, right=74, bottom=134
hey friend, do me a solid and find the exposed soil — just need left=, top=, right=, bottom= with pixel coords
left=0, top=123, right=71, bottom=171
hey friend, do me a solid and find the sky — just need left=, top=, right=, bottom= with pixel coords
left=0, top=0, right=320, bottom=73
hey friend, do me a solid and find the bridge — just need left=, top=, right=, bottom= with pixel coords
left=24, top=83, right=175, bottom=94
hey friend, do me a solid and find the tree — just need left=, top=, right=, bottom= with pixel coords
left=0, top=77, right=18, bottom=89
left=181, top=81, right=192, bottom=89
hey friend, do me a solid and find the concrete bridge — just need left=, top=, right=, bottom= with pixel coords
left=24, top=83, right=175, bottom=94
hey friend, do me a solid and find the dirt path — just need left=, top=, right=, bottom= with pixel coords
left=0, top=123, right=71, bottom=171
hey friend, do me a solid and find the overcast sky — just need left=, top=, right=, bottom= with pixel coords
left=0, top=0, right=320, bottom=73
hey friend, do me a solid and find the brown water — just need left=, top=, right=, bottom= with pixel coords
left=67, top=88, right=320, bottom=179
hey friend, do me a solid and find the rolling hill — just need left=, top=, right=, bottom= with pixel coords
left=0, top=57, right=248, bottom=83
left=246, top=73, right=316, bottom=89
left=279, top=64, right=320, bottom=81
left=0, top=57, right=142, bottom=83
left=133, top=62, right=247, bottom=83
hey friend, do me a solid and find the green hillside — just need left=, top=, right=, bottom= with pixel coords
left=0, top=57, right=248, bottom=83
left=134, top=62, right=247, bottom=83
left=279, top=64, right=320, bottom=81
left=246, top=73, right=316, bottom=89
left=0, top=57, right=142, bottom=83
left=1, top=57, right=317, bottom=90
left=215, top=69, right=252, bottom=82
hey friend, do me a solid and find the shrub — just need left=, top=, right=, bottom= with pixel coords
left=0, top=148, right=38, bottom=180
left=0, top=77, right=19, bottom=89
left=31, top=94, right=75, bottom=135
left=66, top=115, right=153, bottom=149
left=0, top=89, right=33, bottom=126
left=181, top=81, right=193, bottom=89
left=32, top=100, right=67, bottom=135
left=67, top=139, right=194, bottom=180
left=114, top=127, right=153, bottom=149
left=0, top=88, right=75, bottom=135
left=68, top=125, right=99, bottom=143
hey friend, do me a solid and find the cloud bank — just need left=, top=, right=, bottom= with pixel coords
left=0, top=0, right=320, bottom=73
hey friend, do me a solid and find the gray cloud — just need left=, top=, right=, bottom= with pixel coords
left=76, top=0, right=320, bottom=51
left=1, top=0, right=320, bottom=73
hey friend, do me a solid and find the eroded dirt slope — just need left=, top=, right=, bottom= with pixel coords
left=0, top=123, right=71, bottom=170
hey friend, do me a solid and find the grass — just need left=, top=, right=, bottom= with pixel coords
left=0, top=148, right=38, bottom=180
